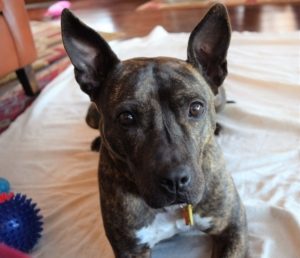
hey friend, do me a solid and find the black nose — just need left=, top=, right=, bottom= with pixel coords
left=159, top=166, right=191, bottom=194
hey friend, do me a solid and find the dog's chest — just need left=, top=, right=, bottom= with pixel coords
left=135, top=206, right=212, bottom=248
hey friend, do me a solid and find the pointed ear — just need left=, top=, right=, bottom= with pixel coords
left=61, top=9, right=120, bottom=100
left=187, top=4, right=231, bottom=95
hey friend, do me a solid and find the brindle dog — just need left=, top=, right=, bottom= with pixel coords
left=61, top=4, right=247, bottom=258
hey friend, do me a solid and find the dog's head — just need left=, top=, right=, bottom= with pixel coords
left=61, top=4, right=231, bottom=209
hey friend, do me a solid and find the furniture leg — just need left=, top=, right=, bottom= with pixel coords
left=16, top=65, right=39, bottom=96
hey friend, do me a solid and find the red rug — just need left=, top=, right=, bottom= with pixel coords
left=0, top=21, right=120, bottom=134
left=0, top=21, right=70, bottom=134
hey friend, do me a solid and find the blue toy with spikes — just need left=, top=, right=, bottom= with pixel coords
left=0, top=182, right=43, bottom=253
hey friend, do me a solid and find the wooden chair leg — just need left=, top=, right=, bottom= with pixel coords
left=16, top=65, right=39, bottom=96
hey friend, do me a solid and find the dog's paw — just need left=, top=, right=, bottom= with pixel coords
left=214, top=123, right=222, bottom=136
left=91, top=136, right=101, bottom=152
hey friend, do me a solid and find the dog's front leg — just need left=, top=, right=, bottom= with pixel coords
left=211, top=215, right=248, bottom=258
left=203, top=184, right=248, bottom=258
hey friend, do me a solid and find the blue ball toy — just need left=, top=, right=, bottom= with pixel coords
left=0, top=177, right=10, bottom=193
left=0, top=193, right=43, bottom=253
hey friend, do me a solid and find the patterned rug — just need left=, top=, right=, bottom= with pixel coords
left=0, top=21, right=120, bottom=134
left=137, top=0, right=300, bottom=11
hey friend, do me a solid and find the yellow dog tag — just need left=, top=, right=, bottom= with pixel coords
left=182, top=204, right=194, bottom=226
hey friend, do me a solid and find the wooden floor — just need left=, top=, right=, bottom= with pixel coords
left=28, top=0, right=300, bottom=38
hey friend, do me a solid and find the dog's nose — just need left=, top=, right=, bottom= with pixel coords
left=159, top=167, right=191, bottom=193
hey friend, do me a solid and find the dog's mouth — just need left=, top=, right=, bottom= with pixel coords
left=133, top=163, right=205, bottom=209
left=142, top=189, right=195, bottom=209
left=171, top=192, right=191, bottom=205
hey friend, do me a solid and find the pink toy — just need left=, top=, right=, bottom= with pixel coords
left=45, top=1, right=71, bottom=19
left=0, top=244, right=30, bottom=258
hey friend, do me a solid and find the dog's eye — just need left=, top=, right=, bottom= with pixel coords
left=189, top=101, right=205, bottom=118
left=118, top=112, right=135, bottom=126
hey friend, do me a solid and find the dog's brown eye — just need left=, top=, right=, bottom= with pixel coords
left=118, top=112, right=135, bottom=126
left=189, top=101, right=205, bottom=118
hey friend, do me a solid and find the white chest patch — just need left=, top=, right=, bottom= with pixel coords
left=135, top=206, right=212, bottom=248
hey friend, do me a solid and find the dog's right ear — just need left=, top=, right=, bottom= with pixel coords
left=61, top=9, right=120, bottom=100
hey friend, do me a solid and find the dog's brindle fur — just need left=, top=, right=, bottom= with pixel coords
left=61, top=4, right=247, bottom=258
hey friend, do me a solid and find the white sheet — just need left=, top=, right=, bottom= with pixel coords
left=0, top=27, right=299, bottom=258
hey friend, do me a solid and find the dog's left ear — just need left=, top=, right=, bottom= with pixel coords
left=187, top=4, right=231, bottom=95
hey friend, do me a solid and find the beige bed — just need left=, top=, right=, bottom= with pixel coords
left=0, top=27, right=299, bottom=258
